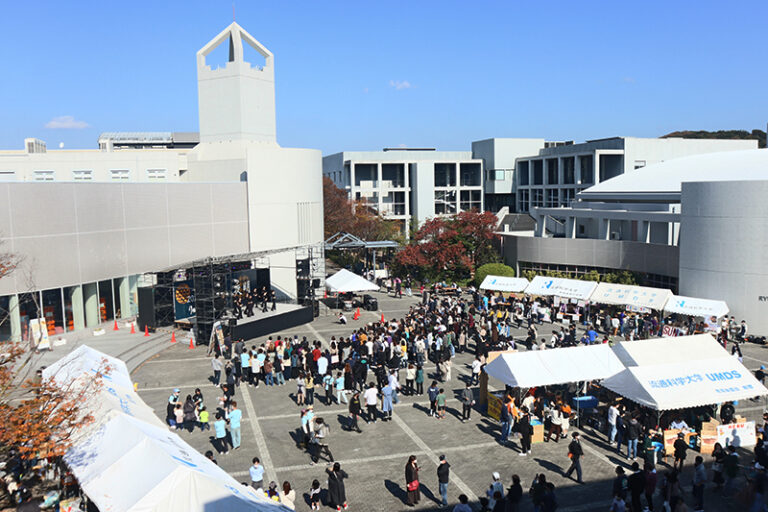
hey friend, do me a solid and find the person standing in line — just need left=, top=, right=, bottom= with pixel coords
left=405, top=455, right=421, bottom=507
left=381, top=382, right=394, bottom=421
left=211, top=356, right=223, bottom=386
left=437, top=455, right=450, bottom=508
left=228, top=401, right=242, bottom=450
left=305, top=373, right=315, bottom=406
left=460, top=382, right=474, bottom=422
left=607, top=402, right=619, bottom=444
left=249, top=457, right=264, bottom=490
left=626, top=415, right=641, bottom=461
left=564, top=432, right=584, bottom=483
left=428, top=381, right=440, bottom=417
left=692, top=456, right=706, bottom=512
left=405, top=363, right=416, bottom=396
left=499, top=396, right=512, bottom=445
left=212, top=412, right=229, bottom=455
left=363, top=382, right=379, bottom=423
left=415, top=365, right=425, bottom=395
left=335, top=371, right=348, bottom=404
left=323, top=372, right=334, bottom=405
left=518, top=407, right=532, bottom=456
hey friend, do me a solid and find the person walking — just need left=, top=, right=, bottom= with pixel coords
left=347, top=391, right=362, bottom=433
left=486, top=472, right=504, bottom=509
left=405, top=455, right=421, bottom=507
left=564, top=432, right=584, bottom=483
left=363, top=382, right=379, bottom=423
left=310, top=417, right=333, bottom=464
left=249, top=457, right=265, bottom=490
left=672, top=432, right=688, bottom=472
left=326, top=462, right=348, bottom=511
left=506, top=475, right=523, bottom=512
left=460, top=382, right=474, bottom=422
left=229, top=401, right=243, bottom=450
left=437, top=455, right=450, bottom=508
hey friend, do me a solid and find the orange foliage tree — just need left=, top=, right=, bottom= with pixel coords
left=323, top=176, right=400, bottom=241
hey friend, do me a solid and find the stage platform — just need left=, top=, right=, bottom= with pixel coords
left=231, top=303, right=314, bottom=341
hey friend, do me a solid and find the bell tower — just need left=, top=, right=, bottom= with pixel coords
left=196, top=23, right=277, bottom=144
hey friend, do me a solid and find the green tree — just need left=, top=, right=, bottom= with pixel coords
left=474, top=263, right=515, bottom=287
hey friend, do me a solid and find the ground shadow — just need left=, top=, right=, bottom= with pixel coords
left=384, top=478, right=407, bottom=505
left=534, top=457, right=565, bottom=476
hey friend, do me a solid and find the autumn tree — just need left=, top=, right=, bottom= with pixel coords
left=323, top=176, right=400, bottom=241
left=395, top=210, right=501, bottom=282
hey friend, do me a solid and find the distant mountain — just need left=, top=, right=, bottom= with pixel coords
left=661, top=129, right=766, bottom=148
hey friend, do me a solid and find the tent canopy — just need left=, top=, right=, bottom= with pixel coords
left=479, top=275, right=530, bottom=293
left=325, top=269, right=379, bottom=293
left=590, top=283, right=672, bottom=310
left=602, top=357, right=768, bottom=410
left=524, top=276, right=597, bottom=300
left=663, top=294, right=729, bottom=318
left=484, top=344, right=625, bottom=388
left=611, top=334, right=727, bottom=367
left=45, top=346, right=287, bottom=512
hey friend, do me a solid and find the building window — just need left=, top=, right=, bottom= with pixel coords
left=562, top=157, right=575, bottom=184
left=146, top=169, right=167, bottom=180
left=531, top=189, right=544, bottom=208
left=459, top=190, right=482, bottom=211
left=434, top=163, right=456, bottom=187
left=0, top=171, right=16, bottom=182
left=518, top=190, right=530, bottom=212
left=33, top=170, right=55, bottom=181
left=382, top=191, right=406, bottom=215
left=580, top=155, right=594, bottom=184
left=72, top=170, right=92, bottom=181
left=532, top=160, right=543, bottom=185
left=546, top=159, right=558, bottom=185
left=434, top=190, right=456, bottom=214
left=110, top=169, right=130, bottom=181
left=562, top=188, right=575, bottom=206
left=382, top=163, right=405, bottom=188
left=459, top=163, right=481, bottom=186
left=354, top=163, right=377, bottom=187
left=546, top=189, right=558, bottom=207
left=518, top=161, right=530, bottom=186
left=354, top=191, right=379, bottom=210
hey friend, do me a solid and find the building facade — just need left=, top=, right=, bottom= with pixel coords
left=0, top=22, right=324, bottom=342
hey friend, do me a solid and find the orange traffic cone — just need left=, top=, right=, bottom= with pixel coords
left=144, top=325, right=150, bottom=337
left=113, top=320, right=119, bottom=331
left=381, top=313, right=385, bottom=323
left=171, top=331, right=177, bottom=343
left=354, top=307, right=360, bottom=320
left=188, top=333, right=195, bottom=349
left=130, top=322, right=136, bottom=334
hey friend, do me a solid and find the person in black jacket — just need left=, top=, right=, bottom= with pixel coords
left=673, top=432, right=688, bottom=472
left=627, top=461, right=646, bottom=512
left=437, top=455, right=450, bottom=508
left=505, top=474, right=523, bottom=512
left=518, top=407, right=532, bottom=456
left=564, top=432, right=584, bottom=483
left=347, top=391, right=362, bottom=433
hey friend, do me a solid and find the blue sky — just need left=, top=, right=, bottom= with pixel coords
left=0, top=1, right=766, bottom=154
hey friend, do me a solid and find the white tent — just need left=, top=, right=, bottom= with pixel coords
left=602, top=357, right=768, bottom=410
left=611, top=334, right=727, bottom=367
left=590, top=283, right=672, bottom=310
left=479, top=275, right=530, bottom=293
left=483, top=344, right=625, bottom=388
left=524, top=276, right=597, bottom=300
left=325, top=269, right=379, bottom=293
left=663, top=294, right=729, bottom=318
left=44, top=346, right=288, bottom=512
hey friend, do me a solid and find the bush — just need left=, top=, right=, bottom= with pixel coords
left=475, top=263, right=515, bottom=287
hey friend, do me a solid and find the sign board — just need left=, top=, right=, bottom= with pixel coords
left=29, top=318, right=50, bottom=350
left=487, top=391, right=503, bottom=421
left=717, top=421, right=756, bottom=448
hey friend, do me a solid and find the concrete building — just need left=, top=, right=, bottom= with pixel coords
left=322, top=149, right=483, bottom=232
left=500, top=148, right=768, bottom=332
left=0, top=22, right=323, bottom=342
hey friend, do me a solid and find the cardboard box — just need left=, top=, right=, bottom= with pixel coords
left=532, top=423, right=544, bottom=444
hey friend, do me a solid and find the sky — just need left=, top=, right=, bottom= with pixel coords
left=0, top=1, right=766, bottom=155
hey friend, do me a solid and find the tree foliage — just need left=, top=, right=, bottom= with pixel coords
left=395, top=210, right=501, bottom=282
left=474, top=263, right=515, bottom=287
left=323, top=176, right=400, bottom=241
left=661, top=129, right=766, bottom=149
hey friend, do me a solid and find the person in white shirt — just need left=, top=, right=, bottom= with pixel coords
left=470, top=357, right=482, bottom=386
left=317, top=355, right=328, bottom=377
left=607, top=403, right=619, bottom=444
left=363, top=383, right=379, bottom=423
left=388, top=371, right=400, bottom=404
left=670, top=417, right=689, bottom=430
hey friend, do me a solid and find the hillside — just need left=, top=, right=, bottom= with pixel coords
left=661, top=129, right=766, bottom=148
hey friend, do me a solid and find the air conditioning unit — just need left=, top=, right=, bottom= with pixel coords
left=610, top=232, right=620, bottom=240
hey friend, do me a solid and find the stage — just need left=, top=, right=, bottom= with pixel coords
left=230, top=303, right=314, bottom=341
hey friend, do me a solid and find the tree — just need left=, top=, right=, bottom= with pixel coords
left=474, top=263, right=515, bottom=287
left=323, top=176, right=400, bottom=241
left=395, top=210, right=501, bottom=283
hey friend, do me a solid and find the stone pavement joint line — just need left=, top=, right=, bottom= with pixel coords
left=241, top=384, right=278, bottom=485
left=391, top=412, right=479, bottom=503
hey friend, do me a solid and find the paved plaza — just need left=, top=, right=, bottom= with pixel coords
left=130, top=292, right=768, bottom=511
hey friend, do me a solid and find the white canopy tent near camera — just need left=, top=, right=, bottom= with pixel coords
left=524, top=276, right=597, bottom=300
left=662, top=294, right=729, bottom=319
left=589, top=282, right=673, bottom=311
left=479, top=275, right=530, bottom=293
left=325, top=268, right=379, bottom=293
left=44, top=345, right=289, bottom=512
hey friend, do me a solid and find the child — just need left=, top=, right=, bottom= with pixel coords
left=309, top=479, right=321, bottom=510
left=198, top=405, right=210, bottom=431
left=174, top=403, right=184, bottom=429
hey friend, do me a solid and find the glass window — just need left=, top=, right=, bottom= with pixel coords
left=98, top=280, right=115, bottom=322
left=381, top=191, right=406, bottom=215
left=110, top=169, right=130, bottom=181
left=562, top=157, right=575, bottom=184
left=41, top=288, right=65, bottom=335
left=518, top=190, right=530, bottom=212
left=459, top=190, right=482, bottom=211
left=580, top=155, right=594, bottom=184
left=459, top=163, right=481, bottom=186
left=532, top=160, right=543, bottom=185
left=18, top=292, right=40, bottom=342
left=146, top=169, right=167, bottom=180
left=64, top=285, right=81, bottom=332
left=562, top=188, right=575, bottom=206
left=354, top=163, right=377, bottom=187
left=434, top=163, right=456, bottom=187
left=34, top=170, right=55, bottom=181
left=531, top=189, right=544, bottom=207
left=381, top=164, right=405, bottom=188
left=434, top=190, right=456, bottom=214
left=546, top=189, right=558, bottom=207
left=0, top=295, right=12, bottom=340
left=518, top=161, right=530, bottom=186
left=546, top=159, right=558, bottom=185
left=73, top=170, right=92, bottom=181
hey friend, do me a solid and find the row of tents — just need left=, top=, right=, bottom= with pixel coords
left=484, top=333, right=767, bottom=411
left=479, top=274, right=730, bottom=319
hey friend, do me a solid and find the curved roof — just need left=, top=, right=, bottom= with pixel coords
left=579, top=149, right=768, bottom=201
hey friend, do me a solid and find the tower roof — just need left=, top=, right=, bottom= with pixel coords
left=196, top=22, right=273, bottom=70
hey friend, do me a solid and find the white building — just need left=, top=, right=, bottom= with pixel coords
left=322, top=149, right=483, bottom=232
left=0, top=22, right=323, bottom=342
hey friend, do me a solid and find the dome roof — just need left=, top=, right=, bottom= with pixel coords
left=578, top=149, right=768, bottom=202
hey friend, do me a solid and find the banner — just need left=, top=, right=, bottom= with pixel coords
left=29, top=318, right=50, bottom=350
left=525, top=276, right=597, bottom=300
left=173, top=282, right=194, bottom=321
left=717, top=421, right=756, bottom=448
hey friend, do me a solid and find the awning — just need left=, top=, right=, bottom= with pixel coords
left=602, top=357, right=768, bottom=410
left=663, top=294, right=729, bottom=318
left=611, top=334, right=727, bottom=367
left=325, top=269, right=379, bottom=293
left=524, top=276, right=597, bottom=300
left=483, top=344, right=625, bottom=388
left=479, top=275, right=530, bottom=293
left=590, top=283, right=672, bottom=310
left=44, top=346, right=288, bottom=511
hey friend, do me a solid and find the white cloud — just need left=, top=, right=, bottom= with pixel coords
left=622, top=77, right=636, bottom=84
left=389, top=80, right=412, bottom=90
left=45, top=115, right=89, bottom=129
